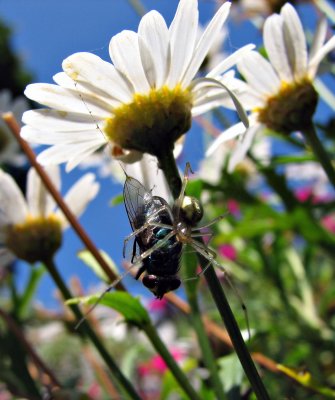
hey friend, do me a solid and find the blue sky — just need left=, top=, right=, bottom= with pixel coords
left=0, top=1, right=332, bottom=307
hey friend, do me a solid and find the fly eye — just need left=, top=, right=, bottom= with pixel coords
left=142, top=275, right=158, bottom=290
left=180, top=196, right=203, bottom=226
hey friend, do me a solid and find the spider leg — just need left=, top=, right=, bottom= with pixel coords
left=123, top=204, right=172, bottom=257
left=135, top=230, right=176, bottom=262
left=174, top=162, right=193, bottom=220
left=191, top=212, right=229, bottom=232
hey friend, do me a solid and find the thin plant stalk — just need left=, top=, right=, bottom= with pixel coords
left=183, top=253, right=226, bottom=399
left=44, top=257, right=141, bottom=400
left=143, top=322, right=202, bottom=400
left=160, top=156, right=270, bottom=400
left=0, top=308, right=61, bottom=388
left=303, top=123, right=335, bottom=191
left=3, top=113, right=125, bottom=291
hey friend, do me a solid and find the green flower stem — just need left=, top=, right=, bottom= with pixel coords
left=3, top=113, right=125, bottom=291
left=184, top=262, right=226, bottom=399
left=44, top=258, right=141, bottom=400
left=160, top=156, right=270, bottom=400
left=143, top=322, right=202, bottom=400
left=303, top=123, right=335, bottom=191
left=157, top=150, right=182, bottom=199
left=17, top=265, right=45, bottom=320
left=199, top=258, right=270, bottom=400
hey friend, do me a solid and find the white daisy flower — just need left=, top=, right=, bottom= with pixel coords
left=206, top=3, right=335, bottom=171
left=285, top=161, right=331, bottom=199
left=21, top=0, right=252, bottom=172
left=0, top=166, right=99, bottom=266
left=197, top=22, right=227, bottom=74
left=0, top=90, right=28, bottom=165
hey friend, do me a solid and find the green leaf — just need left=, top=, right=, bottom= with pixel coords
left=109, top=192, right=124, bottom=206
left=271, top=154, right=315, bottom=164
left=77, top=249, right=118, bottom=283
left=67, top=292, right=150, bottom=327
left=185, top=178, right=203, bottom=199
left=218, top=354, right=244, bottom=395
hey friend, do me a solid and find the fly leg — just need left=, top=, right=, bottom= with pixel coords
left=174, top=162, right=193, bottom=220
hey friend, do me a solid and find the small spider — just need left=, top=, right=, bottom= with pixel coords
left=123, top=162, right=227, bottom=299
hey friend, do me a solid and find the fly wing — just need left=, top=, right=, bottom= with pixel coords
left=123, top=176, right=150, bottom=232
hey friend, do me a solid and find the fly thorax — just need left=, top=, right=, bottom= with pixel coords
left=155, top=227, right=173, bottom=246
left=143, top=192, right=152, bottom=205
left=257, top=79, right=318, bottom=135
left=5, top=214, right=62, bottom=263
left=103, top=85, right=193, bottom=159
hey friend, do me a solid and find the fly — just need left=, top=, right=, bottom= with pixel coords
left=123, top=162, right=227, bottom=299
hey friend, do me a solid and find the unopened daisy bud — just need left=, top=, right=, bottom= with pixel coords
left=0, top=166, right=99, bottom=267
left=5, top=215, right=62, bottom=263
left=257, top=79, right=318, bottom=135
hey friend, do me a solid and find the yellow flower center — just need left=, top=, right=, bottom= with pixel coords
left=5, top=214, right=62, bottom=263
left=257, top=79, right=318, bottom=135
left=104, top=85, right=193, bottom=158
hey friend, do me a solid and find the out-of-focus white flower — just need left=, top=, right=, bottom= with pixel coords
left=0, top=166, right=99, bottom=266
left=285, top=161, right=332, bottom=199
left=206, top=3, right=335, bottom=171
left=0, top=90, right=28, bottom=165
left=22, top=0, right=252, bottom=171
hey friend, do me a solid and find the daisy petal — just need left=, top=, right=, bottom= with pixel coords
left=109, top=30, right=150, bottom=93
left=63, top=52, right=133, bottom=103
left=167, top=0, right=198, bottom=87
left=281, top=3, right=307, bottom=79
left=228, top=124, right=261, bottom=172
left=138, top=11, right=170, bottom=88
left=22, top=109, right=97, bottom=132
left=65, top=140, right=106, bottom=172
left=207, top=44, right=255, bottom=78
left=264, top=14, right=293, bottom=82
left=21, top=126, right=104, bottom=145
left=36, top=140, right=103, bottom=167
left=24, top=84, right=110, bottom=117
left=182, top=2, right=231, bottom=86
left=310, top=16, right=327, bottom=61
left=238, top=51, right=280, bottom=96
left=309, top=36, right=335, bottom=78
left=53, top=72, right=76, bottom=88
left=57, top=173, right=99, bottom=228
left=206, top=121, right=247, bottom=157
left=26, top=166, right=59, bottom=217
left=0, top=170, right=28, bottom=224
